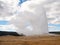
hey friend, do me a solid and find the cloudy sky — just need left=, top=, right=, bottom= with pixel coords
left=0, top=0, right=60, bottom=32
left=46, top=1, right=60, bottom=32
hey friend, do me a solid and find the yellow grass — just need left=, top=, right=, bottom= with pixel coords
left=0, top=34, right=60, bottom=45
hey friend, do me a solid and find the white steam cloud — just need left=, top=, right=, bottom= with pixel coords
left=10, top=0, right=48, bottom=36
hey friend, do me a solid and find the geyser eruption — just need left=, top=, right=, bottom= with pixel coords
left=10, top=0, right=48, bottom=36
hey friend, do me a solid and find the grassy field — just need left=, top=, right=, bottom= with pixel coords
left=0, top=34, right=60, bottom=45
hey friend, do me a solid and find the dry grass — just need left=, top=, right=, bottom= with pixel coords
left=0, top=34, right=60, bottom=45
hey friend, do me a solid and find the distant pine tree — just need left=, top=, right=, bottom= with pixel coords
left=49, top=32, right=60, bottom=34
left=0, top=31, right=24, bottom=36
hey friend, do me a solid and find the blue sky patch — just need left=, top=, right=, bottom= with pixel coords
left=19, top=0, right=27, bottom=5
left=0, top=20, right=9, bottom=25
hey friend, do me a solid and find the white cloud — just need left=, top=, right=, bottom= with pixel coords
left=45, top=1, right=60, bottom=24
left=0, top=24, right=17, bottom=32
left=0, top=15, right=16, bottom=21
left=0, top=0, right=19, bottom=17
left=49, top=29, right=60, bottom=32
left=48, top=26, right=56, bottom=28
